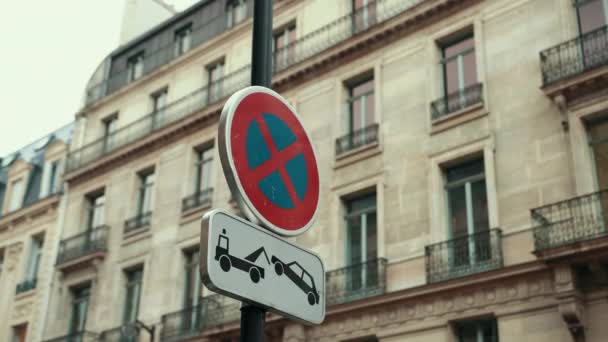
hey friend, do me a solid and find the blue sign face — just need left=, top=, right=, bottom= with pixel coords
left=245, top=113, right=308, bottom=209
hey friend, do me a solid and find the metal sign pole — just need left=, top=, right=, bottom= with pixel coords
left=242, top=0, right=273, bottom=341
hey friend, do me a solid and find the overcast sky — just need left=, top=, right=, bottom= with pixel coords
left=0, top=0, right=198, bottom=157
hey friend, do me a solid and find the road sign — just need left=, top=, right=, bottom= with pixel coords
left=218, top=86, right=320, bottom=236
left=201, top=209, right=325, bottom=325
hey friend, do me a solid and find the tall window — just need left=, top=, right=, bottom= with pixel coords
left=102, top=115, right=118, bottom=152
left=8, top=179, right=24, bottom=212
left=587, top=118, right=608, bottom=191
left=182, top=249, right=202, bottom=332
left=151, top=88, right=168, bottom=128
left=576, top=0, right=608, bottom=35
left=137, top=170, right=155, bottom=216
left=24, top=236, right=44, bottom=285
left=440, top=34, right=477, bottom=97
left=48, top=160, right=60, bottom=195
left=127, top=52, right=145, bottom=82
left=86, top=191, right=105, bottom=230
left=455, top=319, right=498, bottom=342
left=345, top=192, right=378, bottom=291
left=352, top=0, right=377, bottom=33
left=123, top=267, right=143, bottom=324
left=195, top=146, right=213, bottom=193
left=174, top=24, right=192, bottom=57
left=226, top=0, right=247, bottom=28
left=207, top=61, right=225, bottom=103
left=12, top=325, right=27, bottom=342
left=274, top=24, right=296, bottom=70
left=347, top=76, right=375, bottom=134
left=445, top=159, right=489, bottom=267
left=68, top=286, right=90, bottom=335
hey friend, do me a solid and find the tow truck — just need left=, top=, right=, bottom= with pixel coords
left=215, top=229, right=268, bottom=283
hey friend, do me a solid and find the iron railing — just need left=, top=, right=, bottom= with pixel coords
left=531, top=189, right=608, bottom=251
left=98, top=325, right=139, bottom=342
left=56, top=226, right=109, bottom=265
left=84, top=10, right=252, bottom=107
left=430, top=83, right=484, bottom=121
left=124, top=211, right=152, bottom=234
left=68, top=66, right=250, bottom=172
left=160, top=295, right=239, bottom=341
left=182, top=188, right=213, bottom=212
left=325, top=258, right=387, bottom=305
left=540, top=25, right=608, bottom=85
left=16, top=278, right=37, bottom=294
left=335, top=123, right=379, bottom=156
left=42, top=332, right=98, bottom=342
left=425, top=229, right=503, bottom=283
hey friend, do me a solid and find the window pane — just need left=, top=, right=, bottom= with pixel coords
left=351, top=97, right=363, bottom=132
left=471, top=180, right=489, bottom=233
left=462, top=50, right=478, bottom=87
left=366, top=212, right=377, bottom=261
left=578, top=1, right=607, bottom=34
left=347, top=217, right=362, bottom=266
left=446, top=159, right=485, bottom=183
left=365, top=92, right=375, bottom=127
left=589, top=119, right=608, bottom=189
left=444, top=58, right=460, bottom=95
left=9, top=180, right=23, bottom=211
left=457, top=323, right=478, bottom=342
left=444, top=37, right=474, bottom=59
left=448, top=186, right=468, bottom=238
left=352, top=79, right=373, bottom=97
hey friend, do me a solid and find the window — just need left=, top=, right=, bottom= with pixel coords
left=127, top=52, right=145, bottom=82
left=12, top=325, right=27, bottom=342
left=174, top=24, right=192, bottom=57
left=274, top=24, right=296, bottom=70
left=352, top=0, right=377, bottom=33
left=69, top=286, right=90, bottom=335
left=24, top=236, right=44, bottom=284
left=347, top=76, right=375, bottom=134
left=445, top=159, right=490, bottom=267
left=587, top=118, right=608, bottom=191
left=576, top=0, right=608, bottom=35
left=345, top=192, right=378, bottom=291
left=455, top=319, right=498, bottom=342
left=440, top=34, right=477, bottom=97
left=183, top=249, right=201, bottom=308
left=137, top=170, right=155, bottom=215
left=195, top=145, right=213, bottom=193
left=41, top=160, right=60, bottom=197
left=226, top=0, right=247, bottom=28
left=207, top=61, right=225, bottom=103
left=86, top=191, right=105, bottom=230
left=151, top=88, right=168, bottom=128
left=123, top=267, right=143, bottom=324
left=102, top=115, right=118, bottom=152
left=8, top=179, right=24, bottom=212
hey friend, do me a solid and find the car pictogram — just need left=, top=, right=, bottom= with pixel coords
left=271, top=255, right=319, bottom=305
left=215, top=229, right=267, bottom=283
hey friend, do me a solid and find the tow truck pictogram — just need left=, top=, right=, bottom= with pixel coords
left=215, top=229, right=268, bottom=283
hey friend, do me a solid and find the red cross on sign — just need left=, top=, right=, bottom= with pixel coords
left=218, top=86, right=320, bottom=236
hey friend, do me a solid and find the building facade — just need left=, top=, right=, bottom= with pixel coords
left=0, top=124, right=73, bottom=342
left=39, top=0, right=608, bottom=341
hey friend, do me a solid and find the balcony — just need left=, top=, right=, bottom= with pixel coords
left=43, top=332, right=98, bottom=342
left=124, top=211, right=152, bottom=234
left=425, top=229, right=503, bottom=284
left=56, top=226, right=109, bottom=272
left=430, top=83, right=484, bottom=121
left=540, top=25, right=608, bottom=99
left=325, top=258, right=387, bottom=306
left=160, top=295, right=239, bottom=341
left=182, top=188, right=213, bottom=213
left=531, top=190, right=608, bottom=255
left=16, top=278, right=37, bottom=294
left=98, top=325, right=139, bottom=342
left=335, top=123, right=379, bottom=157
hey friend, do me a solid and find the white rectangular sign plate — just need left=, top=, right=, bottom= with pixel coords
left=200, top=209, right=325, bottom=325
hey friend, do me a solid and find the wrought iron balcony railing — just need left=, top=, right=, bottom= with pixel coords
left=42, top=331, right=98, bottom=342
left=540, top=25, right=608, bottom=85
left=67, top=66, right=250, bottom=173
left=16, top=278, right=37, bottom=294
left=124, top=211, right=152, bottom=234
left=98, top=325, right=139, bottom=342
left=57, top=226, right=109, bottom=265
left=425, top=229, right=503, bottom=283
left=335, top=123, right=379, bottom=157
left=325, top=258, right=387, bottom=306
left=430, top=83, right=484, bottom=121
left=160, top=295, right=239, bottom=341
left=531, top=189, right=608, bottom=251
left=182, top=188, right=213, bottom=212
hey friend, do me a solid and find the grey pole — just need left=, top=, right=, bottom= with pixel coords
left=241, top=0, right=273, bottom=341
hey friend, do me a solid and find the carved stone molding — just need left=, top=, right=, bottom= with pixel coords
left=6, top=242, right=24, bottom=271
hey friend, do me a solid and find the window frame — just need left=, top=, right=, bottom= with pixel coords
left=207, top=60, right=225, bottom=103
left=174, top=23, right=193, bottom=57
left=150, top=87, right=168, bottom=128
left=345, top=74, right=375, bottom=135
left=439, top=33, right=477, bottom=98
left=575, top=0, right=608, bottom=35
left=226, top=0, right=248, bottom=28
left=102, top=114, right=118, bottom=152
left=85, top=190, right=105, bottom=231
left=273, top=23, right=297, bottom=69
left=8, top=178, right=24, bottom=212
left=127, top=51, right=145, bottom=82
left=24, top=235, right=44, bottom=282
left=68, top=286, right=91, bottom=335
left=194, top=144, right=214, bottom=193
left=123, top=267, right=144, bottom=324
left=137, top=169, right=155, bottom=216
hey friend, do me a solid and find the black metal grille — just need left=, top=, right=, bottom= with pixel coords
left=42, top=332, right=98, bottom=342
left=57, top=226, right=109, bottom=265
left=16, top=278, right=37, bottom=294
left=98, top=325, right=139, bottom=342
left=540, top=25, right=608, bottom=85
left=124, top=211, right=152, bottom=234
left=335, top=123, right=379, bottom=157
left=531, top=190, right=608, bottom=251
left=181, top=188, right=213, bottom=212
left=425, top=229, right=503, bottom=283
left=430, top=83, right=484, bottom=121
left=325, top=258, right=387, bottom=306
